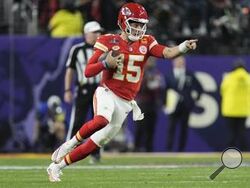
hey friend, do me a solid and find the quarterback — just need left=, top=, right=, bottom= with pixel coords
left=47, top=2, right=197, bottom=182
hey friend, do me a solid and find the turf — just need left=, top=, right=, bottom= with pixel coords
left=0, top=153, right=249, bottom=188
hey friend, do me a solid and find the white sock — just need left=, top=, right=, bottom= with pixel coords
left=66, top=136, right=79, bottom=148
left=58, top=159, right=67, bottom=169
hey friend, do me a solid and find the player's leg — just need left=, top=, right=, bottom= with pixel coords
left=51, top=115, right=108, bottom=163
left=48, top=138, right=100, bottom=182
left=48, top=132, right=109, bottom=182
left=65, top=90, right=97, bottom=158
left=63, top=124, right=123, bottom=167
left=48, top=89, right=132, bottom=182
left=71, top=85, right=98, bottom=137
left=66, top=91, right=132, bottom=160
left=67, top=86, right=102, bottom=163
left=51, top=87, right=114, bottom=163
left=65, top=89, right=132, bottom=163
left=88, top=86, right=102, bottom=163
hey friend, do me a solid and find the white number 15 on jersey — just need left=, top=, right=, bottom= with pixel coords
left=113, top=55, right=144, bottom=83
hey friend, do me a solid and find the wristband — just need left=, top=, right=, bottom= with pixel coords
left=178, top=41, right=189, bottom=53
left=101, top=60, right=110, bottom=69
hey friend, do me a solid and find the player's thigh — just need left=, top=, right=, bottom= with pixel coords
left=94, top=87, right=115, bottom=122
left=91, top=98, right=132, bottom=147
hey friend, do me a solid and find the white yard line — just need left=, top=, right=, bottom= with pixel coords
left=1, top=152, right=250, bottom=158
left=0, top=164, right=239, bottom=170
left=0, top=162, right=249, bottom=170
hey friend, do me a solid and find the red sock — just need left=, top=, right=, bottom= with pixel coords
left=75, top=115, right=108, bottom=141
left=64, top=139, right=99, bottom=165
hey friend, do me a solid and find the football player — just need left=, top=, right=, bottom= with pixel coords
left=47, top=2, right=198, bottom=182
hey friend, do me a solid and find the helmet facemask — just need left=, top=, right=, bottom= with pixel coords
left=125, top=18, right=148, bottom=41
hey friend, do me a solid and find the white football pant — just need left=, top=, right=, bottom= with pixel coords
left=90, top=86, right=133, bottom=147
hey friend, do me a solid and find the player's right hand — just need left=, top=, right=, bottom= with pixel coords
left=105, top=51, right=124, bottom=69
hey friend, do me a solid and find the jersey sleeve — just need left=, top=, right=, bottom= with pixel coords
left=147, top=35, right=158, bottom=51
left=147, top=35, right=165, bottom=58
left=94, top=35, right=111, bottom=53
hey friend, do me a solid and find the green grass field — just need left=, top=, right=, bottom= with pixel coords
left=0, top=152, right=249, bottom=188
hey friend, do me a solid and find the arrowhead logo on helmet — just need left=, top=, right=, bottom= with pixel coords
left=121, top=7, right=132, bottom=16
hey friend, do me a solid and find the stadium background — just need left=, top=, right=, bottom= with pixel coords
left=0, top=0, right=250, bottom=152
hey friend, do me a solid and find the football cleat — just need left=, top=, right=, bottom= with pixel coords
left=51, top=142, right=73, bottom=163
left=47, top=162, right=62, bottom=182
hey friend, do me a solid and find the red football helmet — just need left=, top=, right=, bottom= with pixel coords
left=118, top=3, right=149, bottom=41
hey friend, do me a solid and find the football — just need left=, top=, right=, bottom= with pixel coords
left=111, top=46, right=120, bottom=57
left=98, top=46, right=120, bottom=61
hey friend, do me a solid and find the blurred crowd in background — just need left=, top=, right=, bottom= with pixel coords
left=0, top=0, right=250, bottom=54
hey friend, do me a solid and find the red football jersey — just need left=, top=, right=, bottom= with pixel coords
left=94, top=34, right=163, bottom=100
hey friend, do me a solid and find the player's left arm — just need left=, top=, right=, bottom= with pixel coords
left=150, top=39, right=198, bottom=59
left=163, top=39, right=198, bottom=59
